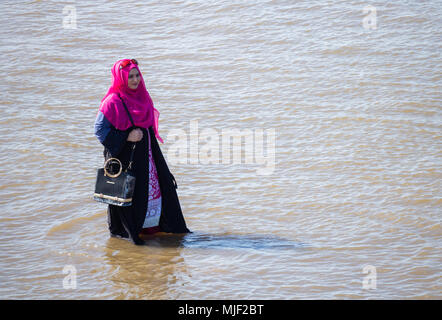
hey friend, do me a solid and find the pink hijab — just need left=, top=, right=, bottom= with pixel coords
left=99, top=59, right=164, bottom=143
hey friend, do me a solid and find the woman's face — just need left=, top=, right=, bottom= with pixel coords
left=127, top=67, right=140, bottom=90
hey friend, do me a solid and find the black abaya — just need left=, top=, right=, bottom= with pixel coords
left=102, top=125, right=190, bottom=245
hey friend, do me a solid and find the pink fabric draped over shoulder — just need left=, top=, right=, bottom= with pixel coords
left=99, top=59, right=164, bottom=143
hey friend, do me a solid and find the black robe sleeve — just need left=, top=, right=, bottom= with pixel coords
left=102, top=128, right=130, bottom=158
left=94, top=111, right=129, bottom=157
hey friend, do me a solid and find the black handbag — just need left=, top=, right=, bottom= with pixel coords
left=93, top=95, right=137, bottom=206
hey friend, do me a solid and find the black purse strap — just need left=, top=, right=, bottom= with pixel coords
left=117, top=94, right=137, bottom=170
left=117, top=93, right=135, bottom=127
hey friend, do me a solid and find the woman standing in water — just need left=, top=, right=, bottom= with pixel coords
left=94, top=58, right=190, bottom=245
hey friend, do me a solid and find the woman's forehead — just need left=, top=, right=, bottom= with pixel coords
left=129, top=67, right=139, bottom=75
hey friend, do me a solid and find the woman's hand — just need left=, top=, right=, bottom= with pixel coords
left=127, top=128, right=143, bottom=142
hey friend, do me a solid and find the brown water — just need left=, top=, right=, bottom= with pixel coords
left=0, top=0, right=441, bottom=299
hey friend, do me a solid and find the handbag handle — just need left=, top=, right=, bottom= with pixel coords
left=104, top=158, right=123, bottom=178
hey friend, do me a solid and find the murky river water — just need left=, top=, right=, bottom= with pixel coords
left=0, top=0, right=440, bottom=299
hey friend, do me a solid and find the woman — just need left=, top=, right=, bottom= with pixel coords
left=94, top=58, right=190, bottom=245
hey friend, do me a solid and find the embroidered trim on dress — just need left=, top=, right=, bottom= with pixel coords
left=142, top=129, right=162, bottom=229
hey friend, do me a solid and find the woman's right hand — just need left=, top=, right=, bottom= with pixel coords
left=127, top=128, right=143, bottom=142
